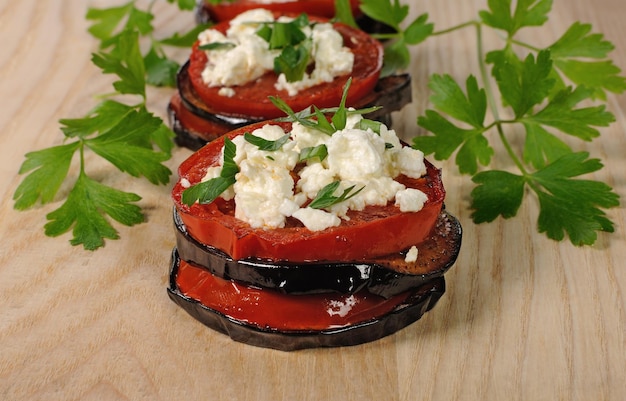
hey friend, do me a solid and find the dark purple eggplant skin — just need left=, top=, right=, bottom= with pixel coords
left=173, top=207, right=462, bottom=298
left=167, top=248, right=445, bottom=351
left=170, top=61, right=412, bottom=151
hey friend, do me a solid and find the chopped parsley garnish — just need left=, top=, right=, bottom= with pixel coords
left=308, top=181, right=365, bottom=209
left=243, top=132, right=290, bottom=151
left=181, top=137, right=238, bottom=206
left=256, top=14, right=313, bottom=82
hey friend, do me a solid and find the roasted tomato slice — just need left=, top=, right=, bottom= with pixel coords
left=187, top=16, right=383, bottom=119
left=199, top=0, right=361, bottom=22
left=172, top=121, right=446, bottom=262
left=173, top=254, right=443, bottom=332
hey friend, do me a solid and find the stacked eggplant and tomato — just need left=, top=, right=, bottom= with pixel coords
left=167, top=4, right=462, bottom=350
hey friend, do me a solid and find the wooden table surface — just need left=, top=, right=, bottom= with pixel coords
left=1, top=0, right=625, bottom=400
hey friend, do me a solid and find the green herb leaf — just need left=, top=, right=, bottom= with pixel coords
left=523, top=85, right=615, bottom=141
left=359, top=0, right=407, bottom=31
left=13, top=142, right=80, bottom=210
left=404, top=13, right=434, bottom=45
left=198, top=42, right=236, bottom=51
left=333, top=0, right=358, bottom=28
left=91, top=29, right=146, bottom=97
left=244, top=132, right=290, bottom=151
left=531, top=152, right=619, bottom=245
left=44, top=173, right=144, bottom=250
left=522, top=122, right=572, bottom=169
left=479, top=0, right=552, bottom=36
left=182, top=138, right=239, bottom=205
left=299, top=145, right=328, bottom=162
left=144, top=46, right=180, bottom=87
left=428, top=74, right=487, bottom=129
left=59, top=100, right=134, bottom=138
left=85, top=109, right=173, bottom=185
left=309, top=181, right=365, bottom=209
left=165, top=0, right=197, bottom=11
left=415, top=75, right=493, bottom=175
left=160, top=23, right=213, bottom=47
left=274, top=39, right=312, bottom=82
left=470, top=170, right=526, bottom=222
left=492, top=50, right=554, bottom=118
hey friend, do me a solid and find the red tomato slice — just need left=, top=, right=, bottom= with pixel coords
left=187, top=16, right=383, bottom=119
left=172, top=121, right=446, bottom=263
left=201, top=0, right=361, bottom=21
left=176, top=258, right=411, bottom=331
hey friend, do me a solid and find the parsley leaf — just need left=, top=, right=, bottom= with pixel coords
left=13, top=142, right=80, bottom=210
left=244, top=132, right=290, bottom=151
left=470, top=170, right=526, bottom=223
left=309, top=181, right=365, bottom=209
left=256, top=14, right=312, bottom=82
left=523, top=85, right=615, bottom=141
left=478, top=0, right=552, bottom=36
left=354, top=0, right=433, bottom=76
left=405, top=0, right=621, bottom=245
left=492, top=50, right=554, bottom=118
left=415, top=75, right=493, bottom=175
left=85, top=109, right=173, bottom=185
left=299, top=145, right=328, bottom=162
left=182, top=138, right=239, bottom=206
left=44, top=173, right=144, bottom=251
left=532, top=152, right=619, bottom=245
left=14, top=13, right=178, bottom=250
left=91, top=29, right=146, bottom=97
left=548, top=21, right=626, bottom=99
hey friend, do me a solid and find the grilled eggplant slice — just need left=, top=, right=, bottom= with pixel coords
left=173, top=207, right=461, bottom=298
left=168, top=62, right=412, bottom=150
left=168, top=248, right=446, bottom=351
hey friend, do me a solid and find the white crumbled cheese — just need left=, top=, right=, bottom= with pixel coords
left=405, top=246, right=419, bottom=263
left=198, top=9, right=353, bottom=96
left=292, top=207, right=341, bottom=231
left=218, top=87, right=235, bottom=97
left=198, top=114, right=429, bottom=231
left=180, top=178, right=191, bottom=188
left=296, top=163, right=335, bottom=199
left=326, top=295, right=358, bottom=317
left=275, top=23, right=354, bottom=96
left=395, top=188, right=428, bottom=212
left=326, top=129, right=387, bottom=180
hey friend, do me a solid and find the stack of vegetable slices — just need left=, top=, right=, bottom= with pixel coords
left=167, top=6, right=411, bottom=150
left=167, top=117, right=463, bottom=350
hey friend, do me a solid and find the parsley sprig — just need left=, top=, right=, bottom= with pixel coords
left=309, top=181, right=365, bottom=209
left=394, top=0, right=623, bottom=246
left=13, top=0, right=202, bottom=250
left=336, top=0, right=433, bottom=77
left=256, top=14, right=313, bottom=82
left=181, top=137, right=239, bottom=206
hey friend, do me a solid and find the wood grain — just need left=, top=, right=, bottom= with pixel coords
left=1, top=1, right=625, bottom=400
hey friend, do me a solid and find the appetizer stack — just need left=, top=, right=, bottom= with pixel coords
left=167, top=6, right=462, bottom=350
left=168, top=8, right=411, bottom=150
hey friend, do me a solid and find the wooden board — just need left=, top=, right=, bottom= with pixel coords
left=1, top=0, right=625, bottom=400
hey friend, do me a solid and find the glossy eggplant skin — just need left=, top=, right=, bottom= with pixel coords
left=167, top=248, right=445, bottom=351
left=168, top=62, right=412, bottom=151
left=173, top=207, right=462, bottom=298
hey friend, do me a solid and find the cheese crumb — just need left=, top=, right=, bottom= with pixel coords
left=292, top=207, right=341, bottom=231
left=395, top=188, right=428, bottom=212
left=405, top=246, right=418, bottom=263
